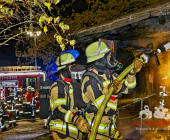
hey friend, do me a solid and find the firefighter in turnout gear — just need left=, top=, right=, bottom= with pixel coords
left=49, top=49, right=89, bottom=140
left=30, top=88, right=37, bottom=117
left=23, top=86, right=32, bottom=118
left=82, top=39, right=143, bottom=140
left=25, top=86, right=32, bottom=103
left=14, top=88, right=23, bottom=119
left=6, top=89, right=17, bottom=127
left=0, top=105, right=6, bottom=131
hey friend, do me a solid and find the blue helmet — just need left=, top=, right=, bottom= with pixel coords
left=56, top=49, right=79, bottom=71
left=60, top=49, right=79, bottom=59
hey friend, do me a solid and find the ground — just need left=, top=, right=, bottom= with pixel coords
left=116, top=98, right=170, bottom=140
left=1, top=98, right=169, bottom=140
left=0, top=119, right=50, bottom=140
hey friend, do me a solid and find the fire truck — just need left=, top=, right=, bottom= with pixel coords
left=0, top=66, right=46, bottom=101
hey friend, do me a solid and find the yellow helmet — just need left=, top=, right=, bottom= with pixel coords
left=85, top=39, right=111, bottom=63
left=56, top=49, right=79, bottom=71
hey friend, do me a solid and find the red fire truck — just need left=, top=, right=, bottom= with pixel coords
left=0, top=66, right=46, bottom=100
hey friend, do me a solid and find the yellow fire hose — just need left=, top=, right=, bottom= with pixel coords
left=89, top=58, right=143, bottom=140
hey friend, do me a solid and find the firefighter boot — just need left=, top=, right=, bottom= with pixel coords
left=111, top=131, right=122, bottom=140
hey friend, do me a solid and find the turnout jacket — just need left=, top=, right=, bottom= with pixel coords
left=49, top=74, right=81, bottom=139
left=81, top=68, right=136, bottom=139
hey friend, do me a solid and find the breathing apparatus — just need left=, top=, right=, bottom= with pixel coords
left=104, top=51, right=123, bottom=70
left=70, top=64, right=86, bottom=82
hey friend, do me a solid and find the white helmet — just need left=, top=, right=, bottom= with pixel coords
left=17, top=88, right=22, bottom=92
left=27, top=86, right=32, bottom=90
left=31, top=88, right=35, bottom=92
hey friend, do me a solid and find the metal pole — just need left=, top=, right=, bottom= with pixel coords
left=118, top=94, right=155, bottom=110
left=34, top=36, right=37, bottom=70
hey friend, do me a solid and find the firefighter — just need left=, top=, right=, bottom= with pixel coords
left=22, top=88, right=26, bottom=97
left=33, top=90, right=40, bottom=114
left=1, top=88, right=5, bottom=100
left=25, top=86, right=32, bottom=103
left=14, top=88, right=23, bottom=119
left=6, top=89, right=17, bottom=128
left=82, top=40, right=143, bottom=140
left=16, top=88, right=23, bottom=97
left=23, top=86, right=32, bottom=118
left=5, top=87, right=9, bottom=100
left=35, top=93, right=40, bottom=114
left=49, top=49, right=89, bottom=140
left=30, top=88, right=37, bottom=117
left=0, top=105, right=6, bottom=131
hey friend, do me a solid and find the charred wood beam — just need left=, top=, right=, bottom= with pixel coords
left=72, top=15, right=170, bottom=49
left=111, top=16, right=170, bottom=40
left=67, top=1, right=170, bottom=43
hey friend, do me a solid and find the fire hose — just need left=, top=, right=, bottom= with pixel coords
left=89, top=42, right=170, bottom=140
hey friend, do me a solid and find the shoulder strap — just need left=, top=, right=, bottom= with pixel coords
left=57, top=79, right=69, bottom=95
left=50, top=79, right=69, bottom=95
left=83, top=71, right=104, bottom=90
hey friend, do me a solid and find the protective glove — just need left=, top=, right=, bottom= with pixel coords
left=130, top=57, right=143, bottom=74
left=112, top=79, right=122, bottom=93
left=73, top=116, right=90, bottom=133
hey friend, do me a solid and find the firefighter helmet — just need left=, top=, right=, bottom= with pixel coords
left=56, top=49, right=79, bottom=71
left=85, top=39, right=111, bottom=63
left=17, top=88, right=22, bottom=92
left=31, top=88, right=35, bottom=92
left=27, top=86, right=32, bottom=90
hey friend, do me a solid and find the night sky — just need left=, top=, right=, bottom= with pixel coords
left=0, top=39, right=48, bottom=72
left=0, top=40, right=17, bottom=66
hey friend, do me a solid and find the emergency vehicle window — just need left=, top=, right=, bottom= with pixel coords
left=22, top=78, right=36, bottom=89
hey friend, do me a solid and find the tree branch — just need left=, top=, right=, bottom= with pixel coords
left=0, top=20, right=37, bottom=35
left=35, top=0, right=59, bottom=35
left=0, top=31, right=26, bottom=46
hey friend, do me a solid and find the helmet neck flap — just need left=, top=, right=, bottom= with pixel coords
left=60, top=65, right=71, bottom=79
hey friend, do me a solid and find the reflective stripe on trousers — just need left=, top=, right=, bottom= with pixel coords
left=86, top=116, right=116, bottom=133
left=50, top=121, right=78, bottom=134
left=9, top=120, right=16, bottom=123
